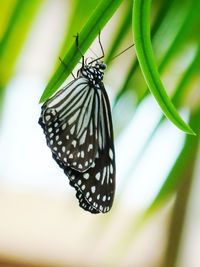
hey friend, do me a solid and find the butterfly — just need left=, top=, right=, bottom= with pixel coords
left=39, top=34, right=115, bottom=213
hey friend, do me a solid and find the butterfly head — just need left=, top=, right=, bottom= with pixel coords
left=78, top=60, right=107, bottom=86
left=94, top=61, right=106, bottom=70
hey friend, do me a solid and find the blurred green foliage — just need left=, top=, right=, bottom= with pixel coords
left=0, top=0, right=199, bottom=266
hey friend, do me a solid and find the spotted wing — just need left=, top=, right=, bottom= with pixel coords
left=39, top=77, right=100, bottom=172
left=56, top=84, right=115, bottom=213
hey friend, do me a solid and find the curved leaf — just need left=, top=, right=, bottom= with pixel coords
left=40, top=0, right=123, bottom=103
left=114, top=0, right=174, bottom=106
left=132, top=0, right=195, bottom=135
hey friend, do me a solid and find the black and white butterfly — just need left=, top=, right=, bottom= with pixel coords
left=39, top=35, right=115, bottom=214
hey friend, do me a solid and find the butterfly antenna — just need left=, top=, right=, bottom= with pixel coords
left=110, top=44, right=135, bottom=61
left=98, top=30, right=105, bottom=59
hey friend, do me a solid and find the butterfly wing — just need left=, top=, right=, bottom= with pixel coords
left=39, top=74, right=115, bottom=213
left=39, top=77, right=100, bottom=172
left=63, top=83, right=115, bottom=213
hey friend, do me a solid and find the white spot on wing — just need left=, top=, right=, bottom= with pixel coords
left=83, top=173, right=89, bottom=179
left=110, top=164, right=113, bottom=174
left=72, top=140, right=77, bottom=147
left=46, top=115, right=50, bottom=121
left=101, top=167, right=107, bottom=185
left=81, top=185, right=86, bottom=190
left=70, top=125, right=75, bottom=135
left=91, top=186, right=96, bottom=193
left=109, top=148, right=113, bottom=159
left=88, top=144, right=93, bottom=152
left=78, top=164, right=82, bottom=169
left=95, top=172, right=100, bottom=180
left=62, top=123, right=67, bottom=130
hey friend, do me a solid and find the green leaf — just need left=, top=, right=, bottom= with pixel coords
left=161, top=110, right=200, bottom=267
left=0, top=0, right=41, bottom=87
left=39, top=0, right=123, bottom=103
left=146, top=46, right=200, bottom=208
left=132, top=0, right=195, bottom=135
left=172, top=45, right=200, bottom=107
left=116, top=0, right=200, bottom=109
left=119, top=44, right=200, bottom=206
left=146, top=108, right=200, bottom=216
left=59, top=0, right=101, bottom=58
left=158, top=0, right=200, bottom=72
left=0, top=0, right=15, bottom=38
left=114, top=0, right=173, bottom=106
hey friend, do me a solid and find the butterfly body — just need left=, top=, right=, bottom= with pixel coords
left=39, top=60, right=115, bottom=213
left=78, top=61, right=106, bottom=87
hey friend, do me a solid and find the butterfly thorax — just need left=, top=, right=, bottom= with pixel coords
left=78, top=61, right=106, bottom=88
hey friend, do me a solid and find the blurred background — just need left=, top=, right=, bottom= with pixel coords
left=0, top=0, right=199, bottom=266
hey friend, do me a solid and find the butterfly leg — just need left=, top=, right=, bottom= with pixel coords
left=59, top=57, right=75, bottom=79
left=74, top=33, right=85, bottom=66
